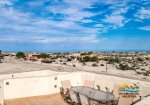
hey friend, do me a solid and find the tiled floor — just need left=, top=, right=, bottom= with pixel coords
left=4, top=93, right=68, bottom=105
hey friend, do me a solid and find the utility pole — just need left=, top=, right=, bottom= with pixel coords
left=106, top=62, right=108, bottom=73
left=72, top=60, right=73, bottom=72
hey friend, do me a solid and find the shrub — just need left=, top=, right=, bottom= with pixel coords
left=67, top=58, right=72, bottom=61
left=119, top=64, right=130, bottom=70
left=91, top=56, right=98, bottom=62
left=136, top=57, right=143, bottom=61
left=100, top=64, right=104, bottom=66
left=141, top=68, right=145, bottom=71
left=108, top=58, right=120, bottom=64
left=16, top=52, right=25, bottom=59
left=30, top=59, right=37, bottom=62
left=38, top=53, right=49, bottom=59
left=60, top=60, right=63, bottom=62
left=143, top=71, right=149, bottom=76
left=136, top=71, right=141, bottom=74
left=41, top=60, right=52, bottom=63
left=83, top=56, right=91, bottom=62
left=103, top=58, right=109, bottom=61
left=82, top=56, right=98, bottom=62
left=145, top=57, right=149, bottom=60
left=129, top=67, right=136, bottom=70
left=0, top=50, right=3, bottom=63
left=92, top=63, right=98, bottom=66
left=63, top=62, right=66, bottom=65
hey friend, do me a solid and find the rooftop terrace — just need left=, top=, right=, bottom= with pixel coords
left=4, top=93, right=150, bottom=105
left=0, top=71, right=150, bottom=105
left=4, top=93, right=67, bottom=105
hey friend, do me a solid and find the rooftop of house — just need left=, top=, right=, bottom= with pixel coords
left=4, top=92, right=150, bottom=105
left=0, top=70, right=150, bottom=105
left=5, top=93, right=67, bottom=105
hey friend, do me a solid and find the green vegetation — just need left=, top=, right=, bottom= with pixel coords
left=16, top=52, right=26, bottom=59
left=145, top=57, right=149, bottom=60
left=81, top=56, right=98, bottom=62
left=0, top=50, right=3, bottom=63
left=104, top=57, right=120, bottom=64
left=38, top=53, right=49, bottom=59
left=41, top=60, right=52, bottom=63
left=82, top=56, right=91, bottom=62
left=118, top=63, right=135, bottom=70
left=141, top=68, right=145, bottom=70
left=67, top=58, right=72, bottom=61
left=119, top=64, right=129, bottom=70
left=92, top=63, right=98, bottom=66
left=136, top=57, right=143, bottom=61
left=91, top=56, right=98, bottom=62
left=0, top=50, right=3, bottom=57
left=63, top=62, right=66, bottom=65
left=100, top=64, right=104, bottom=66
left=143, top=71, right=149, bottom=76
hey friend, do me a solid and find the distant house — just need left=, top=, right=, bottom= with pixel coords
left=26, top=54, right=39, bottom=61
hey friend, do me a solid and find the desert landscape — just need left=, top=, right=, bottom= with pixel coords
left=1, top=51, right=150, bottom=81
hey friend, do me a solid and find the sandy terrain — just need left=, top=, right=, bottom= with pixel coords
left=0, top=56, right=150, bottom=81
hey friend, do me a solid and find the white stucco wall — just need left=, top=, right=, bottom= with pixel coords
left=1, top=71, right=150, bottom=102
left=0, top=80, right=4, bottom=105
left=3, top=72, right=81, bottom=99
left=0, top=70, right=62, bottom=80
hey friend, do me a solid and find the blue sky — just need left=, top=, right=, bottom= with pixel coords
left=0, top=0, right=150, bottom=52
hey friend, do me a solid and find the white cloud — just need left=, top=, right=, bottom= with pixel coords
left=81, top=19, right=94, bottom=23
left=49, top=2, right=95, bottom=22
left=34, top=35, right=100, bottom=43
left=0, top=1, right=99, bottom=38
left=0, top=0, right=131, bottom=39
left=0, top=35, right=101, bottom=44
left=135, top=8, right=150, bottom=20
left=0, top=7, right=30, bottom=22
left=103, top=15, right=126, bottom=27
left=96, top=24, right=103, bottom=27
left=0, top=0, right=12, bottom=6
left=27, top=0, right=45, bottom=7
left=99, top=0, right=128, bottom=8
left=1, top=0, right=148, bottom=48
left=138, top=26, right=150, bottom=31
left=112, top=7, right=129, bottom=15
left=0, top=2, right=99, bottom=37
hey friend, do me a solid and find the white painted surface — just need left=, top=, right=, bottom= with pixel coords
left=1, top=71, right=150, bottom=103
left=3, top=72, right=81, bottom=99
left=0, top=80, right=4, bottom=105
left=0, top=70, right=64, bottom=80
